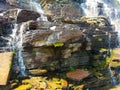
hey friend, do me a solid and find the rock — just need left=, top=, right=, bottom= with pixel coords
left=1, top=9, right=19, bottom=20
left=0, top=16, right=13, bottom=24
left=86, top=79, right=111, bottom=89
left=43, top=3, right=82, bottom=22
left=66, top=69, right=90, bottom=81
left=29, top=69, right=47, bottom=75
left=6, top=0, right=16, bottom=5
left=23, top=47, right=55, bottom=69
left=29, top=21, right=50, bottom=30
left=61, top=3, right=82, bottom=18
left=29, top=29, right=83, bottom=47
left=112, top=48, right=120, bottom=61
left=80, top=16, right=111, bottom=27
left=0, top=52, right=14, bottom=85
left=17, top=10, right=40, bottom=23
left=109, top=48, right=120, bottom=67
left=0, top=15, right=14, bottom=36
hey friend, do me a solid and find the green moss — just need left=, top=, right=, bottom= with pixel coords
left=32, top=51, right=36, bottom=55
left=50, top=63, right=54, bottom=67
left=98, top=38, right=102, bottom=42
left=100, top=48, right=108, bottom=52
left=64, top=61, right=68, bottom=65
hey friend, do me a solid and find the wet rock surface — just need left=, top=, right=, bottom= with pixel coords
left=0, top=0, right=119, bottom=90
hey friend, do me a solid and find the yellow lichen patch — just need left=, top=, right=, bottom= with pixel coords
left=53, top=42, right=64, bottom=47
left=79, top=84, right=85, bottom=89
left=48, top=78, right=68, bottom=90
left=100, top=48, right=108, bottom=52
left=110, top=86, right=120, bottom=90
left=112, top=48, right=120, bottom=60
left=22, top=79, right=32, bottom=84
left=109, top=62, right=120, bottom=67
left=60, top=79, right=68, bottom=87
left=48, top=81, right=62, bottom=89
left=107, top=48, right=120, bottom=67
left=14, top=77, right=68, bottom=90
left=14, top=84, right=32, bottom=90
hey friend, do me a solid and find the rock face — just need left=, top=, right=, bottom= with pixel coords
left=0, top=0, right=118, bottom=89
left=1, top=1, right=115, bottom=72
left=21, top=15, right=118, bottom=71
left=108, top=48, right=120, bottom=85
left=0, top=52, right=14, bottom=85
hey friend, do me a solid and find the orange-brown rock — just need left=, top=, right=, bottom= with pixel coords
left=66, top=69, right=90, bottom=81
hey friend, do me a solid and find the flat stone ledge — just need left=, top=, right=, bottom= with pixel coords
left=0, top=52, right=14, bottom=85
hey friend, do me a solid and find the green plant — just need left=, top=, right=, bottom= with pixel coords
left=32, top=51, right=36, bottom=55
left=50, top=63, right=54, bottom=67
left=98, top=38, right=102, bottom=42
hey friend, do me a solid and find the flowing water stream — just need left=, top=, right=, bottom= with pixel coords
left=0, top=0, right=48, bottom=76
left=80, top=0, right=120, bottom=86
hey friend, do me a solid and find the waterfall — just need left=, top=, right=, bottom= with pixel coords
left=15, top=23, right=27, bottom=76
left=80, top=0, right=120, bottom=86
left=29, top=0, right=48, bottom=21
left=3, top=0, right=47, bottom=76
left=17, top=0, right=48, bottom=21
left=8, top=9, right=27, bottom=76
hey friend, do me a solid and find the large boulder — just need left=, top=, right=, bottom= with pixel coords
left=23, top=23, right=91, bottom=70
left=22, top=16, right=118, bottom=71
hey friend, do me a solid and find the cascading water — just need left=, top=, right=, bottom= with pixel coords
left=80, top=0, right=120, bottom=86
left=17, top=0, right=48, bottom=21
left=14, top=22, right=27, bottom=76
left=29, top=0, right=48, bottom=21
left=2, top=0, right=48, bottom=76
left=8, top=9, right=27, bottom=76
